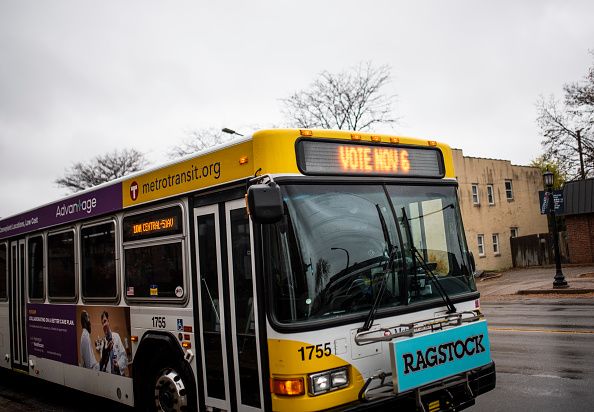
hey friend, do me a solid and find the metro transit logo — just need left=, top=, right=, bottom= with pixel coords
left=130, top=181, right=139, bottom=201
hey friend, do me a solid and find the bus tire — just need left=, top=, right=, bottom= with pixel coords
left=134, top=335, right=197, bottom=412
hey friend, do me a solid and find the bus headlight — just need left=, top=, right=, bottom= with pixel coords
left=330, top=368, right=348, bottom=387
left=311, top=373, right=330, bottom=394
left=308, top=367, right=349, bottom=396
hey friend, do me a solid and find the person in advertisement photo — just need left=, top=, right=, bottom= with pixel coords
left=76, top=306, right=132, bottom=377
left=98, top=310, right=128, bottom=376
left=80, top=310, right=99, bottom=370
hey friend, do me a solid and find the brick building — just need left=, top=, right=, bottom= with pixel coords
left=563, top=178, right=594, bottom=264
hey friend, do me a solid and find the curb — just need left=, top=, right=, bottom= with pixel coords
left=478, top=274, right=503, bottom=282
left=516, top=288, right=594, bottom=295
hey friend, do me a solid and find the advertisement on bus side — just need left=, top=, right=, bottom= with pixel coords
left=27, top=304, right=132, bottom=378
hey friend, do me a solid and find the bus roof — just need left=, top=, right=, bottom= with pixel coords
left=0, top=129, right=454, bottom=240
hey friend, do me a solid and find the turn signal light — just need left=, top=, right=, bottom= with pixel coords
left=239, top=156, right=249, bottom=165
left=182, top=341, right=192, bottom=349
left=130, top=336, right=139, bottom=343
left=271, top=377, right=305, bottom=396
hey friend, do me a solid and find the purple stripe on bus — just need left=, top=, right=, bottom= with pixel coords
left=0, top=183, right=122, bottom=240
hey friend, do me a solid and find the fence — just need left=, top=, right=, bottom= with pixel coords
left=510, top=232, right=569, bottom=268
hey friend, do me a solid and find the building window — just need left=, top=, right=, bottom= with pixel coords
left=487, top=185, right=495, bottom=205
left=472, top=184, right=480, bottom=205
left=492, top=234, right=500, bottom=255
left=477, top=234, right=485, bottom=257
left=510, top=227, right=519, bottom=238
left=505, top=180, right=513, bottom=200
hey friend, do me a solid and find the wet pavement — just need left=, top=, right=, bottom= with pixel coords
left=469, top=266, right=594, bottom=410
left=468, top=299, right=594, bottom=411
left=477, top=264, right=594, bottom=301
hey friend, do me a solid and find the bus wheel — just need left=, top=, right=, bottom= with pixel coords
left=153, top=367, right=189, bottom=412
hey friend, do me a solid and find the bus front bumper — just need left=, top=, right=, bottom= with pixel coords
left=326, top=362, right=496, bottom=412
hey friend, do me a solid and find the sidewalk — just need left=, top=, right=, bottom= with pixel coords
left=476, top=264, right=594, bottom=302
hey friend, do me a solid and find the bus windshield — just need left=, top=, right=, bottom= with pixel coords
left=266, top=183, right=476, bottom=325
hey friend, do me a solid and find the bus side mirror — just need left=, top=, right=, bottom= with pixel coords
left=247, top=183, right=283, bottom=224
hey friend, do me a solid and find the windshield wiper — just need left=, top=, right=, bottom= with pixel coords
left=400, top=207, right=457, bottom=314
left=359, top=204, right=398, bottom=332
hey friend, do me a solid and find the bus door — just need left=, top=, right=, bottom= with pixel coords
left=9, top=239, right=28, bottom=372
left=194, top=199, right=264, bottom=411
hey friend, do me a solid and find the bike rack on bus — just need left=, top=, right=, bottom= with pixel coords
left=354, top=310, right=483, bottom=346
left=358, top=366, right=476, bottom=410
left=355, top=310, right=483, bottom=406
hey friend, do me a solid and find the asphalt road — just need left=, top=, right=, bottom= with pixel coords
left=470, top=300, right=594, bottom=411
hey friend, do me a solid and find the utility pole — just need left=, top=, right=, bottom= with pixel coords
left=577, top=129, right=585, bottom=180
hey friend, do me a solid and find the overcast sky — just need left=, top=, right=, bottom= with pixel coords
left=1, top=0, right=593, bottom=218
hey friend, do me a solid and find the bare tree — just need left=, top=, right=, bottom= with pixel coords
left=281, top=62, right=398, bottom=131
left=536, top=96, right=591, bottom=179
left=537, top=55, right=594, bottom=180
left=56, top=148, right=148, bottom=192
left=564, top=57, right=594, bottom=123
left=168, top=128, right=230, bottom=159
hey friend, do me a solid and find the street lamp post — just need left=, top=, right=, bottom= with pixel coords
left=543, top=171, right=569, bottom=288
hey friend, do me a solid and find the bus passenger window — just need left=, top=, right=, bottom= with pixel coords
left=81, top=222, right=117, bottom=299
left=124, top=242, right=183, bottom=299
left=28, top=236, right=44, bottom=300
left=0, top=243, right=7, bottom=300
left=48, top=230, right=76, bottom=300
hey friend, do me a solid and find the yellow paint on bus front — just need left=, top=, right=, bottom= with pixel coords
left=268, top=338, right=365, bottom=412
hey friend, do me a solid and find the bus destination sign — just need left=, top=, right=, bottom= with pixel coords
left=132, top=217, right=176, bottom=236
left=123, top=206, right=182, bottom=242
left=296, top=140, right=444, bottom=178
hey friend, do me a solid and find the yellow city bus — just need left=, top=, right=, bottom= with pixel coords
left=0, top=129, right=495, bottom=411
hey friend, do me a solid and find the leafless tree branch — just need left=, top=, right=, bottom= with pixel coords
left=281, top=62, right=398, bottom=131
left=537, top=54, right=594, bottom=180
left=168, top=128, right=230, bottom=159
left=55, top=148, right=148, bottom=192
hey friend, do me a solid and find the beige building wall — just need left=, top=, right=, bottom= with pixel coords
left=452, top=149, right=548, bottom=271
